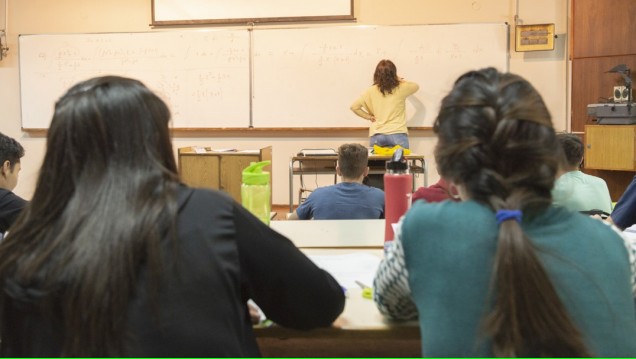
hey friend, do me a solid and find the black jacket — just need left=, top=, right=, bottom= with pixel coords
left=0, top=188, right=27, bottom=234
left=3, top=186, right=345, bottom=356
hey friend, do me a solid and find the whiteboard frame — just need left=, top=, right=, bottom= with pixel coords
left=151, top=0, right=355, bottom=26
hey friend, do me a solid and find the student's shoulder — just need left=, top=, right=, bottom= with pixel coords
left=180, top=186, right=235, bottom=208
left=545, top=206, right=622, bottom=241
left=400, top=201, right=493, bottom=245
left=365, top=185, right=385, bottom=195
left=366, top=186, right=385, bottom=201
left=0, top=188, right=27, bottom=205
left=0, top=188, right=14, bottom=198
left=310, top=185, right=335, bottom=196
left=584, top=172, right=610, bottom=186
left=406, top=199, right=485, bottom=226
left=411, top=198, right=480, bottom=212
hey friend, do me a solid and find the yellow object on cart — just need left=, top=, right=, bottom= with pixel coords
left=372, top=144, right=411, bottom=156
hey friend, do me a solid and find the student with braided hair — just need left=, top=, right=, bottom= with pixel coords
left=373, top=67, right=636, bottom=357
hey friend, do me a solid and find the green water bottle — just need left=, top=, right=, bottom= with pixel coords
left=241, top=160, right=272, bottom=225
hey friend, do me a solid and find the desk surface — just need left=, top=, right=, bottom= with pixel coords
left=254, top=248, right=420, bottom=357
left=271, top=219, right=385, bottom=248
left=179, top=147, right=262, bottom=155
left=302, top=249, right=401, bottom=329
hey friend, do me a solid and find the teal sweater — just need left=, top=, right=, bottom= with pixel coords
left=399, top=200, right=636, bottom=357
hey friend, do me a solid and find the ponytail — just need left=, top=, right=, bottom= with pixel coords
left=485, top=206, right=592, bottom=357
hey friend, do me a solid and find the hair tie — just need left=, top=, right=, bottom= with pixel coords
left=495, top=209, right=522, bottom=225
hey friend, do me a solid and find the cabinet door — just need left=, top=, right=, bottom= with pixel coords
left=220, top=155, right=261, bottom=203
left=585, top=125, right=636, bottom=170
left=179, top=155, right=220, bottom=189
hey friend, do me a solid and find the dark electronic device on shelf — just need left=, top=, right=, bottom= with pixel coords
left=587, top=64, right=635, bottom=124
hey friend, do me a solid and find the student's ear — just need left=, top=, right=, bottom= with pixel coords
left=0, top=160, right=9, bottom=177
left=336, top=165, right=342, bottom=176
left=363, top=166, right=369, bottom=177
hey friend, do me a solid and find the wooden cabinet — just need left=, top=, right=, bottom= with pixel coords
left=178, top=146, right=272, bottom=203
left=585, top=125, right=636, bottom=170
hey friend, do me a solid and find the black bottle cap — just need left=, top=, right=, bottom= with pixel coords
left=386, top=148, right=408, bottom=171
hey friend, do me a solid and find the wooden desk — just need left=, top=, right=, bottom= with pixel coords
left=270, top=219, right=384, bottom=248
left=178, top=146, right=272, bottom=203
left=255, top=248, right=421, bottom=357
left=288, top=154, right=427, bottom=212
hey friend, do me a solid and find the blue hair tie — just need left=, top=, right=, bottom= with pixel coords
left=495, top=209, right=522, bottom=225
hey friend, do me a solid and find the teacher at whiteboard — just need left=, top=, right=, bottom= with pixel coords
left=350, top=59, right=419, bottom=149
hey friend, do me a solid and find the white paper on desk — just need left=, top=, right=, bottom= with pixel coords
left=307, top=253, right=381, bottom=289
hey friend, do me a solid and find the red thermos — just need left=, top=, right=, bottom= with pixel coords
left=384, top=149, right=412, bottom=244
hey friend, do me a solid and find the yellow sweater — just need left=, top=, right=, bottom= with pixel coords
left=350, top=81, right=419, bottom=137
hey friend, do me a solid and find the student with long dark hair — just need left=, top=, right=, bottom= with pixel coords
left=0, top=76, right=345, bottom=357
left=373, top=68, right=636, bottom=357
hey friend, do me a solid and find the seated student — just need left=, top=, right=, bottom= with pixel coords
left=0, top=132, right=27, bottom=236
left=552, top=132, right=612, bottom=214
left=412, top=177, right=459, bottom=203
left=0, top=76, right=345, bottom=357
left=608, top=176, right=636, bottom=230
left=373, top=68, right=636, bottom=357
left=289, top=143, right=384, bottom=220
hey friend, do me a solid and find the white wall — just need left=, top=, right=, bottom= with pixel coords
left=1, top=0, right=568, bottom=207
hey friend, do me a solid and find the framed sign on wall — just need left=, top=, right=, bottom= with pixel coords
left=151, top=0, right=355, bottom=26
left=515, top=23, right=555, bottom=52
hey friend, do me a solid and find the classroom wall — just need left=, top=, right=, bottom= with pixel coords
left=1, top=0, right=568, bottom=206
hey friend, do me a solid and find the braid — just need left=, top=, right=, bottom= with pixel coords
left=433, top=67, right=592, bottom=357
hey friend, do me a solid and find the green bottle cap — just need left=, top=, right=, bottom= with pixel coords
left=242, top=160, right=271, bottom=185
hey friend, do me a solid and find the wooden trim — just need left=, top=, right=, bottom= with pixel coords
left=170, top=127, right=433, bottom=132
left=23, top=127, right=434, bottom=137
left=151, top=15, right=356, bottom=27
left=150, top=0, right=355, bottom=27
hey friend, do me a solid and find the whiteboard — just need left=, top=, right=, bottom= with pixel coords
left=19, top=30, right=250, bottom=129
left=252, top=23, right=509, bottom=128
left=18, top=24, right=508, bottom=130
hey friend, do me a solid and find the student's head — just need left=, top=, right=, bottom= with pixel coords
left=433, top=68, right=590, bottom=357
left=557, top=132, right=584, bottom=171
left=41, top=75, right=178, bottom=190
left=0, top=76, right=180, bottom=356
left=0, top=132, right=25, bottom=191
left=373, top=59, right=399, bottom=95
left=434, top=67, right=558, bottom=211
left=337, top=143, right=369, bottom=180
